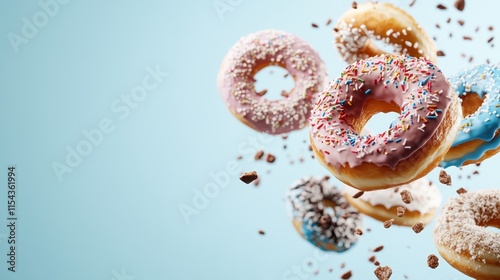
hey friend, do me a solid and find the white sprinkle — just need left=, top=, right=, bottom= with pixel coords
left=403, top=139, right=407, bottom=145
left=405, top=146, right=412, bottom=149
left=485, top=118, right=490, bottom=122
left=337, top=147, right=347, bottom=152
left=402, top=29, right=407, bottom=36
left=405, top=41, right=412, bottom=47
left=391, top=148, right=397, bottom=151
left=386, top=29, right=394, bottom=36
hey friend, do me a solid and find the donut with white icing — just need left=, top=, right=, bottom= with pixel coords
left=334, top=2, right=437, bottom=64
left=310, top=54, right=462, bottom=191
left=286, top=176, right=362, bottom=252
left=343, top=177, right=441, bottom=226
left=442, top=64, right=500, bottom=168
left=434, top=189, right=500, bottom=280
left=217, top=30, right=328, bottom=134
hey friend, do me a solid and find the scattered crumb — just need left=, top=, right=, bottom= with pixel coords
left=340, top=270, right=352, bottom=279
left=253, top=178, right=260, bottom=187
left=311, top=23, right=318, bottom=28
left=374, top=266, right=393, bottom=280
left=236, top=155, right=243, bottom=160
left=463, top=35, right=472, bottom=41
left=374, top=260, right=380, bottom=266
left=454, top=0, right=465, bottom=11
left=473, top=170, right=479, bottom=175
left=401, top=190, right=413, bottom=204
left=446, top=18, right=451, bottom=23
left=333, top=27, right=339, bottom=32
left=439, top=170, right=452, bottom=185
left=409, top=0, right=416, bottom=7
left=435, top=23, right=441, bottom=29
left=437, top=50, right=445, bottom=57
left=254, top=150, right=264, bottom=160
left=487, top=37, right=494, bottom=43
left=352, top=1, right=358, bottom=9
left=281, top=90, right=289, bottom=98
left=383, top=219, right=394, bottom=229
left=397, top=206, right=406, bottom=217
left=489, top=26, right=494, bottom=31
left=369, top=255, right=376, bottom=263
left=373, top=245, right=384, bottom=252
left=457, top=19, right=465, bottom=26
left=340, top=262, right=346, bottom=269
left=427, top=254, right=439, bottom=269
left=326, top=18, right=332, bottom=26
left=412, top=222, right=424, bottom=234
left=258, top=230, right=265, bottom=235
left=436, top=4, right=447, bottom=10
left=266, top=154, right=276, bottom=163
left=240, top=171, right=258, bottom=184
left=329, top=268, right=333, bottom=272
left=456, top=187, right=467, bottom=194
left=355, top=228, right=363, bottom=235
left=353, top=191, right=364, bottom=199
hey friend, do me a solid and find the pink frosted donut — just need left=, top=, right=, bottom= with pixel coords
left=310, top=54, right=462, bottom=191
left=217, top=30, right=328, bottom=134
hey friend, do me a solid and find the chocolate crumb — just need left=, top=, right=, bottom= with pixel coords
left=436, top=4, right=447, bottom=10
left=373, top=245, right=384, bottom=252
left=340, top=262, right=346, bottom=269
left=266, top=154, right=276, bottom=163
left=333, top=27, right=339, bottom=32
left=311, top=23, right=319, bottom=28
left=374, top=266, right=393, bottom=280
left=341, top=270, right=352, bottom=279
left=240, top=171, right=258, bottom=184
left=308, top=145, right=313, bottom=151
left=281, top=90, right=289, bottom=98
left=439, top=170, right=452, bottom=185
left=409, top=0, right=416, bottom=7
left=436, top=50, right=445, bottom=57
left=446, top=18, right=451, bottom=23
left=329, top=268, right=333, bottom=272
left=435, top=23, right=441, bottom=29
left=236, top=155, right=243, bottom=160
left=454, top=0, right=465, bottom=11
left=476, top=162, right=481, bottom=166
left=352, top=191, right=364, bottom=199
left=456, top=187, right=467, bottom=194
left=373, top=260, right=380, bottom=266
left=369, top=255, right=376, bottom=263
left=488, top=37, right=494, bottom=43
left=326, top=18, right=332, bottom=26
left=489, top=26, right=494, bottom=31
left=355, top=228, right=363, bottom=235
left=400, top=190, right=413, bottom=204
left=473, top=170, right=479, bottom=175
left=255, top=89, right=267, bottom=96
left=463, top=35, right=472, bottom=40
left=253, top=177, right=260, bottom=186
left=283, top=73, right=289, bottom=78
left=475, top=26, right=480, bottom=32
left=412, top=222, right=424, bottom=234
left=383, top=219, right=394, bottom=228
left=427, top=254, right=439, bottom=269
left=258, top=230, right=265, bottom=235
left=457, top=19, right=465, bottom=26
left=352, top=1, right=358, bottom=9
left=255, top=150, right=264, bottom=160
left=397, top=206, right=406, bottom=217
left=469, top=56, right=474, bottom=63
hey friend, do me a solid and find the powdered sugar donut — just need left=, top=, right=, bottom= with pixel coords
left=217, top=30, right=328, bottom=134
left=286, top=176, right=362, bottom=252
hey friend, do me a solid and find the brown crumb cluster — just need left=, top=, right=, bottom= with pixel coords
left=239, top=171, right=258, bottom=184
left=397, top=206, right=406, bottom=217
left=427, top=254, right=439, bottom=269
left=412, top=222, right=424, bottom=234
left=383, top=219, right=394, bottom=228
left=400, top=190, right=413, bottom=204
left=374, top=266, right=393, bottom=280
left=439, top=170, right=452, bottom=185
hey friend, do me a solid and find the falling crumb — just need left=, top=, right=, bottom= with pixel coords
left=397, top=206, right=406, bottom=217
left=383, top=219, right=394, bottom=228
left=446, top=18, right=451, bottom=23
left=463, top=35, right=472, bottom=40
left=473, top=170, right=479, bottom=175
left=329, top=268, right=333, bottom=273
left=266, top=154, right=276, bottom=163
left=409, top=0, right=416, bottom=7
left=308, top=145, right=313, bottom=151
left=353, top=191, right=364, bottom=199
left=456, top=187, right=467, bottom=194
left=489, top=26, right=494, bottom=31
left=236, top=155, right=243, bottom=160
left=469, top=56, right=474, bottom=63
left=355, top=228, right=363, bottom=235
left=435, top=23, right=441, bottom=29
left=240, top=171, right=258, bottom=184
left=326, top=18, right=332, bottom=26
left=352, top=1, right=358, bottom=9
left=487, top=37, right=494, bottom=43
left=454, top=0, right=465, bottom=11
left=253, top=178, right=260, bottom=187
left=439, top=170, right=452, bottom=185
left=449, top=32, right=453, bottom=38
left=401, top=190, right=413, bottom=204
left=457, top=19, right=465, bottom=26
left=311, top=23, right=319, bottom=28
left=373, top=245, right=384, bottom=252
left=340, top=262, right=346, bottom=269
left=427, top=254, right=439, bottom=269
left=412, top=222, right=424, bottom=234
left=333, top=27, right=339, bottom=32
left=436, top=50, right=445, bottom=57
left=313, top=270, right=319, bottom=275
left=256, top=89, right=267, bottom=96
left=281, top=90, right=289, bottom=98
left=374, top=260, right=380, bottom=266
left=436, top=4, right=447, bottom=10
left=475, top=26, right=480, bottom=32
left=369, top=255, right=376, bottom=263
left=258, top=230, right=265, bottom=235
left=254, top=150, right=264, bottom=160
left=374, top=266, right=393, bottom=280
left=340, top=270, right=352, bottom=279
left=283, top=73, right=289, bottom=78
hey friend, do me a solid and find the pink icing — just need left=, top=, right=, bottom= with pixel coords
left=217, top=30, right=328, bottom=134
left=310, top=54, right=454, bottom=169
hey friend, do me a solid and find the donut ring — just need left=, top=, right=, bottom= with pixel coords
left=286, top=176, right=363, bottom=252
left=334, top=2, right=437, bottom=64
left=434, top=190, right=500, bottom=280
left=442, top=64, right=500, bottom=168
left=310, top=54, right=462, bottom=191
left=217, top=30, right=328, bottom=134
left=343, top=177, right=441, bottom=226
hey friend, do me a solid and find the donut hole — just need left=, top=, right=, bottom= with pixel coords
left=253, top=66, right=294, bottom=100
left=486, top=226, right=500, bottom=233
left=366, top=38, right=402, bottom=57
left=460, top=92, right=486, bottom=117
left=357, top=100, right=401, bottom=136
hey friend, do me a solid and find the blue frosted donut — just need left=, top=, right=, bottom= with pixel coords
left=442, top=64, right=500, bottom=168
left=286, top=176, right=362, bottom=252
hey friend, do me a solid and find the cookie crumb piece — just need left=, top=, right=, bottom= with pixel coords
left=240, top=171, right=258, bottom=184
left=340, top=270, right=352, bottom=279
left=427, top=254, right=439, bottom=269
left=373, top=245, right=384, bottom=252
left=258, top=230, right=265, bottom=235
left=412, top=222, right=424, bottom=234
left=355, top=228, right=363, bottom=235
left=383, top=219, right=394, bottom=228
left=374, top=266, right=393, bottom=280
left=397, top=206, right=406, bottom=217
left=401, top=190, right=413, bottom=204
left=352, top=1, right=358, bottom=9
left=439, top=170, right=452, bottom=185
left=454, top=0, right=465, bottom=11
left=353, top=191, right=364, bottom=199
left=266, top=153, right=276, bottom=163
left=254, top=150, right=264, bottom=160
left=456, top=187, right=467, bottom=194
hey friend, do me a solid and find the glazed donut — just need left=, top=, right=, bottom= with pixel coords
left=442, top=64, right=500, bottom=168
left=434, top=189, right=500, bottom=280
left=334, top=2, right=437, bottom=64
left=309, top=54, right=462, bottom=191
left=343, top=177, right=441, bottom=226
left=217, top=30, right=328, bottom=134
left=286, top=176, right=362, bottom=252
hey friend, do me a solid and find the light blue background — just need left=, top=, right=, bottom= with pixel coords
left=0, top=0, right=499, bottom=279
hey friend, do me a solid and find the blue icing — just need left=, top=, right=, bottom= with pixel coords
left=301, top=220, right=352, bottom=252
left=441, top=64, right=500, bottom=168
